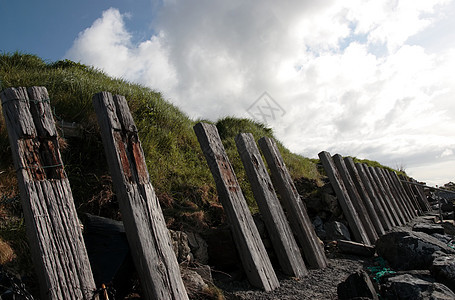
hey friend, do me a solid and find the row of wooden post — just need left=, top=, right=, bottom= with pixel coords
left=1, top=87, right=188, bottom=300
left=1, top=86, right=432, bottom=299
left=319, top=151, right=430, bottom=246
left=194, top=123, right=328, bottom=292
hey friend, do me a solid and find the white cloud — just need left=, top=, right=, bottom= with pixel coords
left=66, top=0, right=455, bottom=185
left=66, top=8, right=177, bottom=93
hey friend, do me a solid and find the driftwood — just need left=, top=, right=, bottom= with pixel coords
left=235, top=133, right=307, bottom=278
left=93, top=92, right=188, bottom=300
left=0, top=87, right=97, bottom=300
left=337, top=240, right=376, bottom=257
left=259, top=137, right=327, bottom=268
left=193, top=123, right=279, bottom=291
left=319, top=151, right=371, bottom=245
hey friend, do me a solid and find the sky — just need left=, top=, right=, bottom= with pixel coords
left=1, top=0, right=454, bottom=187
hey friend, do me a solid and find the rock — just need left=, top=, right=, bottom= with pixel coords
left=181, top=267, right=208, bottom=296
left=338, top=240, right=375, bottom=257
left=442, top=203, right=454, bottom=212
left=432, top=234, right=453, bottom=244
left=185, top=231, right=209, bottom=264
left=431, top=254, right=455, bottom=293
left=202, top=228, right=241, bottom=271
left=313, top=216, right=326, bottom=240
left=169, top=230, right=193, bottom=262
left=413, top=224, right=445, bottom=235
left=321, top=192, right=341, bottom=216
left=337, top=270, right=378, bottom=300
left=382, top=274, right=455, bottom=299
left=325, top=221, right=351, bottom=241
left=376, top=230, right=455, bottom=270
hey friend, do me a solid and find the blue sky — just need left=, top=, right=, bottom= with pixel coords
left=1, top=0, right=158, bottom=61
left=1, top=0, right=455, bottom=186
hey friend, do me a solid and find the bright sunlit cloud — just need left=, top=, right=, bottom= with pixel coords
left=66, top=0, right=455, bottom=186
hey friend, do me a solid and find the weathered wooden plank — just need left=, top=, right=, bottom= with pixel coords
left=344, top=157, right=385, bottom=236
left=259, top=138, right=327, bottom=268
left=1, top=87, right=97, bottom=300
left=93, top=92, right=188, bottom=299
left=397, top=174, right=422, bottom=215
left=363, top=165, right=398, bottom=228
left=235, top=133, right=307, bottom=278
left=318, top=151, right=370, bottom=245
left=355, top=163, right=392, bottom=231
left=400, top=175, right=427, bottom=213
left=388, top=171, right=418, bottom=218
left=193, top=123, right=279, bottom=291
left=380, top=169, right=411, bottom=222
left=332, top=155, right=378, bottom=242
left=408, top=177, right=431, bottom=212
left=373, top=167, right=406, bottom=224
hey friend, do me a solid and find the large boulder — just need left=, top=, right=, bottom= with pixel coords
left=325, top=221, right=351, bottom=241
left=431, top=253, right=455, bottom=293
left=337, top=270, right=378, bottom=300
left=382, top=274, right=455, bottom=299
left=376, top=230, right=455, bottom=270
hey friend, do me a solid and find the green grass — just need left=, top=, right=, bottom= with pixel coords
left=0, top=52, right=323, bottom=225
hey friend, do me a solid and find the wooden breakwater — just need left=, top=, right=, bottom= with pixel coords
left=1, top=85, right=433, bottom=297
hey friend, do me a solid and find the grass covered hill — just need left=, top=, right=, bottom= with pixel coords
left=0, top=52, right=321, bottom=233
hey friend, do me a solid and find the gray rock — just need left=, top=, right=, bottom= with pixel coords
left=313, top=216, right=326, bottom=240
left=376, top=230, right=455, bottom=270
left=325, top=221, right=351, bottom=241
left=431, top=254, right=455, bottom=293
left=169, top=230, right=193, bottom=262
left=337, top=270, right=378, bottom=300
left=181, top=267, right=208, bottom=296
left=382, top=274, right=455, bottom=299
left=186, top=231, right=209, bottom=264
left=413, top=224, right=445, bottom=235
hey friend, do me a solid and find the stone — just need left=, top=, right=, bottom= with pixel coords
left=169, top=230, right=193, bottom=263
left=337, top=270, right=378, bottom=300
left=181, top=267, right=208, bottom=297
left=325, top=221, right=351, bottom=241
left=376, top=230, right=455, bottom=270
left=185, top=231, right=209, bottom=265
left=313, top=216, right=327, bottom=240
left=382, top=274, right=455, bottom=299
left=431, top=254, right=455, bottom=293
left=413, top=224, right=445, bottom=235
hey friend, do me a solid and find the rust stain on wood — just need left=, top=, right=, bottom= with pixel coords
left=114, top=131, right=133, bottom=183
left=130, top=134, right=148, bottom=184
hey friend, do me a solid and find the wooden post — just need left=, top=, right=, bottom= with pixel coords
left=364, top=165, right=399, bottom=227
left=332, top=155, right=378, bottom=242
left=379, top=169, right=411, bottom=222
left=1, top=87, right=97, bottom=300
left=388, top=171, right=417, bottom=218
left=355, top=163, right=393, bottom=231
left=235, top=133, right=307, bottom=278
left=400, top=175, right=427, bottom=213
left=318, top=151, right=370, bottom=245
left=398, top=174, right=423, bottom=215
left=193, top=123, right=279, bottom=291
left=259, top=137, right=328, bottom=268
left=344, top=157, right=385, bottom=236
left=93, top=92, right=188, bottom=300
left=373, top=167, right=406, bottom=225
